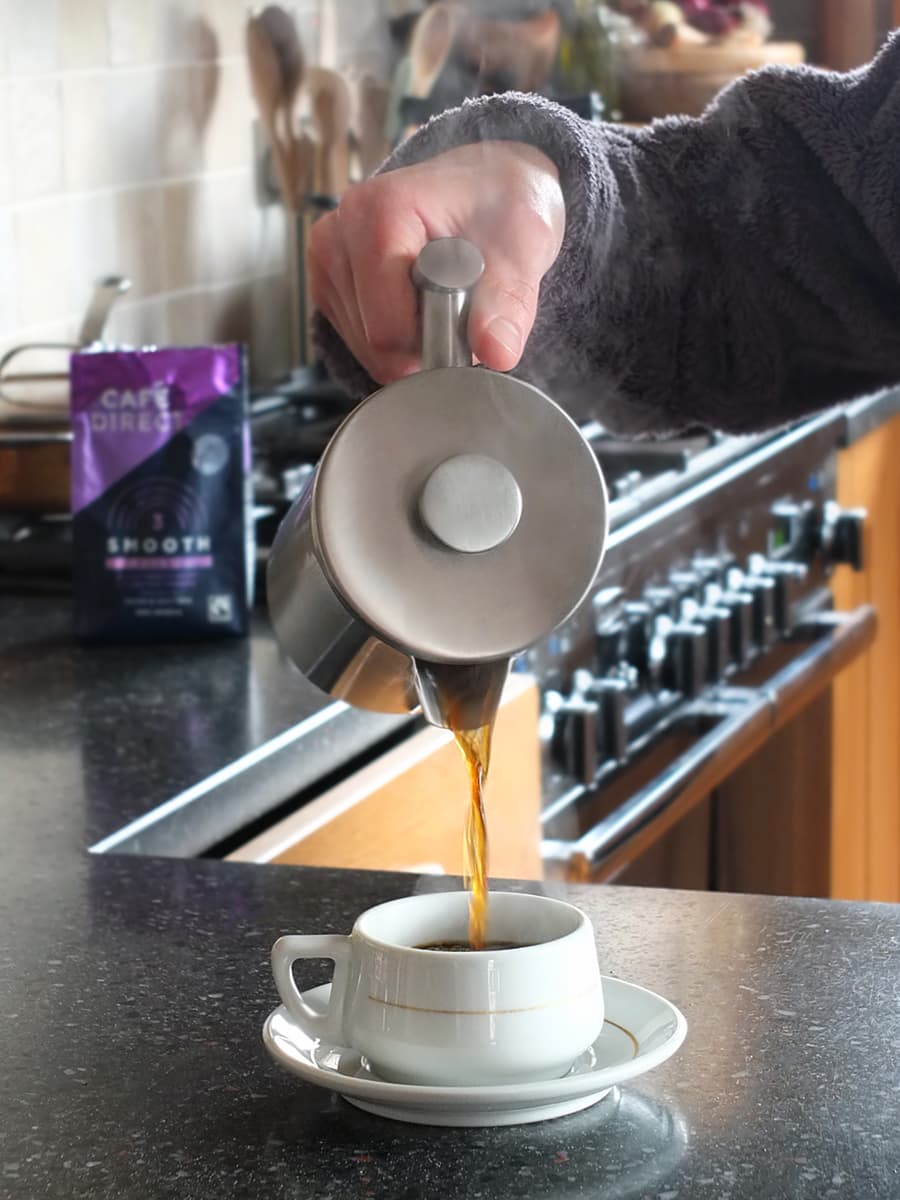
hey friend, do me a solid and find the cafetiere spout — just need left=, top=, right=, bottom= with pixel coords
left=413, top=657, right=511, bottom=732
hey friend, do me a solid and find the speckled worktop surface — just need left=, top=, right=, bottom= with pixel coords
left=2, top=595, right=900, bottom=1198
left=0, top=594, right=411, bottom=858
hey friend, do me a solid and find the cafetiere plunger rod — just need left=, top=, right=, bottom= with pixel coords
left=409, top=239, right=513, bottom=732
left=412, top=239, right=485, bottom=370
left=412, top=239, right=524, bottom=558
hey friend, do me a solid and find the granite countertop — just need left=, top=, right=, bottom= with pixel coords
left=2, top=598, right=900, bottom=1199
left=3, top=851, right=900, bottom=1200
left=0, top=593, right=411, bottom=858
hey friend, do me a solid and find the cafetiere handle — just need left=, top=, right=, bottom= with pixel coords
left=412, top=239, right=485, bottom=370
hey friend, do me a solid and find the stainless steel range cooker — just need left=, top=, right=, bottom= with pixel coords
left=532, top=409, right=872, bottom=892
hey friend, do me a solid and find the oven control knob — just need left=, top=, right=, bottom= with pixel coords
left=697, top=605, right=732, bottom=682
left=823, top=502, right=866, bottom=571
left=663, top=623, right=707, bottom=698
left=551, top=698, right=599, bottom=784
left=644, top=586, right=679, bottom=619
left=586, top=677, right=630, bottom=763
left=719, top=590, right=754, bottom=668
left=623, top=602, right=654, bottom=674
left=669, top=571, right=703, bottom=602
left=771, top=500, right=817, bottom=559
left=748, top=555, right=809, bottom=633
left=693, top=555, right=735, bottom=587
left=648, top=614, right=673, bottom=685
left=594, top=621, right=626, bottom=675
left=740, top=574, right=777, bottom=649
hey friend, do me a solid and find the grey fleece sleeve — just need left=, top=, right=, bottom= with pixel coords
left=314, top=33, right=900, bottom=435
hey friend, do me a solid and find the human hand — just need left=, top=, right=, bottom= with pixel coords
left=308, top=141, right=565, bottom=383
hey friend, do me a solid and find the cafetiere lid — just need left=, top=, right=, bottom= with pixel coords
left=312, top=363, right=608, bottom=665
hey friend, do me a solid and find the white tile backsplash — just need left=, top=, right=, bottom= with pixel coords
left=162, top=3, right=221, bottom=66
left=196, top=0, right=247, bottom=59
left=164, top=288, right=213, bottom=346
left=107, top=0, right=164, bottom=67
left=108, top=68, right=161, bottom=186
left=113, top=184, right=165, bottom=298
left=6, top=0, right=61, bottom=75
left=105, top=294, right=170, bottom=348
left=202, top=59, right=253, bottom=172
left=0, top=0, right=10, bottom=77
left=14, top=199, right=70, bottom=326
left=0, top=207, right=17, bottom=339
left=160, top=179, right=197, bottom=292
left=158, top=62, right=216, bottom=178
left=9, top=77, right=63, bottom=202
left=66, top=192, right=117, bottom=321
left=198, top=169, right=255, bottom=283
left=0, top=0, right=348, bottom=389
left=61, top=73, right=113, bottom=192
left=60, top=0, right=109, bottom=70
left=0, top=82, right=10, bottom=205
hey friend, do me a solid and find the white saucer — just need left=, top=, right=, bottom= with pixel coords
left=262, top=975, right=687, bottom=1127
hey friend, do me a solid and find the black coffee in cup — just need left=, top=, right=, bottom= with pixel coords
left=415, top=940, right=529, bottom=952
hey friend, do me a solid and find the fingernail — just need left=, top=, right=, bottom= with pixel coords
left=486, top=316, right=522, bottom=358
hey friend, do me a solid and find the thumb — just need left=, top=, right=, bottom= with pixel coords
left=467, top=259, right=542, bottom=373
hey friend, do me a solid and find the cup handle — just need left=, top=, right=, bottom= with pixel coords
left=271, top=934, right=353, bottom=1044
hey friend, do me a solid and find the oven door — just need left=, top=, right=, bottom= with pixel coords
left=541, top=604, right=876, bottom=895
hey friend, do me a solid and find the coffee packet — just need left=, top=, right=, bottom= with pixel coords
left=69, top=345, right=253, bottom=640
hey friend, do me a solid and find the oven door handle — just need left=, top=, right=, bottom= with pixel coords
left=542, top=603, right=877, bottom=882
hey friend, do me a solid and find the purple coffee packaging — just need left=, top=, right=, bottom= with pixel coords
left=69, top=345, right=254, bottom=640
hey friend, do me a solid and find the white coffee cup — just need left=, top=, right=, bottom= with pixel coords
left=271, top=890, right=604, bottom=1087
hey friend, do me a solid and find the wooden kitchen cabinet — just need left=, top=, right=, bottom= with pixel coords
left=832, top=414, right=900, bottom=902
left=228, top=673, right=543, bottom=879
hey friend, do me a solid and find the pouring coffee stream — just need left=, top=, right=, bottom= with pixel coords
left=267, top=238, right=609, bottom=945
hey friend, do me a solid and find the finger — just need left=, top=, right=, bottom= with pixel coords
left=308, top=212, right=356, bottom=335
left=465, top=202, right=561, bottom=372
left=308, top=212, right=372, bottom=365
left=310, top=199, right=422, bottom=383
left=317, top=277, right=420, bottom=385
left=337, top=181, right=429, bottom=356
left=466, top=260, right=541, bottom=373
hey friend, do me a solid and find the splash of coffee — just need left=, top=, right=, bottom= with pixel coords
left=452, top=722, right=494, bottom=950
left=414, top=658, right=507, bottom=951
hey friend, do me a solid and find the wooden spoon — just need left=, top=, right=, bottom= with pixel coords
left=407, top=2, right=462, bottom=101
left=246, top=16, right=296, bottom=212
left=256, top=5, right=307, bottom=199
left=307, top=66, right=352, bottom=197
left=246, top=12, right=307, bottom=366
left=356, top=73, right=390, bottom=178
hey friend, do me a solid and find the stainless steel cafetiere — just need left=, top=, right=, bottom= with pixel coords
left=267, top=238, right=609, bottom=730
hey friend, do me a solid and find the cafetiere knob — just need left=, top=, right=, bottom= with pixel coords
left=418, top=453, right=523, bottom=553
